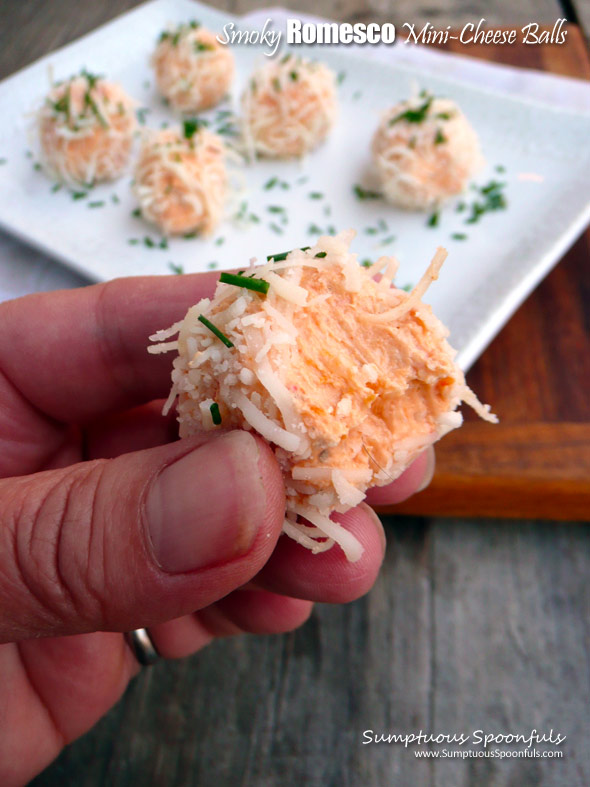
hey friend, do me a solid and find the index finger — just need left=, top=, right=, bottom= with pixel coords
left=0, top=272, right=218, bottom=423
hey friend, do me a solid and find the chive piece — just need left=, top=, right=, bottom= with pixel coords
left=402, top=283, right=413, bottom=292
left=215, top=237, right=225, bottom=246
left=377, top=218, right=388, bottom=231
left=380, top=235, right=396, bottom=245
left=290, top=71, right=298, bottom=81
left=51, top=182, right=62, bottom=193
left=361, top=259, right=372, bottom=268
left=495, top=164, right=506, bottom=173
left=427, top=211, right=440, bottom=227
left=33, top=162, right=42, bottom=171
left=365, top=227, right=378, bottom=235
left=210, top=402, right=222, bottom=425
left=0, top=158, right=6, bottom=165
left=168, top=262, right=184, bottom=274
left=183, top=231, right=198, bottom=239
left=434, top=128, right=446, bottom=145
left=436, top=111, right=453, bottom=120
left=264, top=177, right=278, bottom=190
left=128, top=238, right=140, bottom=245
left=220, top=272, right=269, bottom=294
left=132, top=208, right=141, bottom=218
left=207, top=261, right=218, bottom=270
left=72, top=191, right=87, bottom=200
left=136, top=107, right=150, bottom=126
left=308, top=223, right=322, bottom=235
left=88, top=200, right=105, bottom=208
left=389, top=95, right=433, bottom=126
left=183, top=119, right=202, bottom=139
left=267, top=205, right=285, bottom=213
left=456, top=201, right=466, bottom=212
left=272, top=77, right=282, bottom=92
left=352, top=90, right=362, bottom=100
left=451, top=233, right=467, bottom=241
left=144, top=236, right=155, bottom=248
left=159, top=237, right=168, bottom=249
left=309, top=192, right=323, bottom=200
left=266, top=246, right=310, bottom=262
left=314, top=251, right=327, bottom=258
left=353, top=184, right=382, bottom=200
left=111, top=193, right=120, bottom=204
left=337, top=71, right=346, bottom=84
left=198, top=315, right=234, bottom=347
left=194, top=41, right=214, bottom=52
left=269, top=222, right=283, bottom=234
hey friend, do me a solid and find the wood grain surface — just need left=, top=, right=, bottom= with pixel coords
left=1, top=3, right=588, bottom=787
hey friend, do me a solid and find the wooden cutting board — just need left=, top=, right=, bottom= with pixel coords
left=378, top=26, right=590, bottom=521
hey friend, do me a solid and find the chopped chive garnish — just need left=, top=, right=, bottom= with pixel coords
left=183, top=118, right=202, bottom=139
left=267, top=205, right=285, bottom=213
left=266, top=246, right=310, bottom=262
left=194, top=41, right=214, bottom=52
left=210, top=402, right=222, bottom=425
left=377, top=218, right=388, bottom=231
left=168, top=262, right=184, bottom=274
left=25, top=150, right=33, bottom=159
left=451, top=233, right=467, bottom=241
left=380, top=235, right=396, bottom=245
left=269, top=222, right=283, bottom=234
left=427, top=211, right=440, bottom=227
left=365, top=227, right=378, bottom=235
left=128, top=238, right=140, bottom=245
left=308, top=223, right=323, bottom=235
left=88, top=200, right=105, bottom=208
left=207, top=261, right=218, bottom=270
left=290, top=71, right=298, bottom=81
left=183, top=231, right=198, bottom=239
left=249, top=213, right=260, bottom=223
left=352, top=90, right=362, bottom=100
left=144, top=236, right=155, bottom=248
left=434, top=128, right=446, bottom=144
left=402, top=283, right=413, bottom=292
left=264, top=177, right=278, bottom=190
left=215, top=237, right=225, bottom=246
left=353, top=184, right=382, bottom=200
left=436, top=111, right=453, bottom=120
left=272, top=77, right=281, bottom=92
left=51, top=182, right=62, bottom=193
left=220, top=272, right=269, bottom=294
left=111, top=193, right=120, bottom=204
left=456, top=201, right=466, bottom=212
left=495, top=164, right=506, bottom=173
left=0, top=158, right=6, bottom=165
left=198, top=315, right=234, bottom=347
left=361, top=259, right=372, bottom=268
left=309, top=192, right=323, bottom=200
left=390, top=95, right=433, bottom=125
left=33, top=162, right=42, bottom=171
left=159, top=237, right=168, bottom=249
left=72, top=191, right=87, bottom=200
left=136, top=107, right=150, bottom=125
left=314, top=251, right=327, bottom=258
left=132, top=208, right=141, bottom=217
left=337, top=71, right=346, bottom=84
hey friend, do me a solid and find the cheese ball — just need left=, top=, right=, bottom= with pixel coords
left=38, top=71, right=136, bottom=185
left=132, top=123, right=226, bottom=236
left=149, top=230, right=496, bottom=561
left=372, top=92, right=484, bottom=210
left=241, top=55, right=338, bottom=159
left=152, top=21, right=234, bottom=112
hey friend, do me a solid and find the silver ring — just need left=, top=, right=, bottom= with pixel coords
left=125, top=628, right=160, bottom=666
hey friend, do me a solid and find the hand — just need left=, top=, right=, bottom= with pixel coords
left=0, top=273, right=434, bottom=784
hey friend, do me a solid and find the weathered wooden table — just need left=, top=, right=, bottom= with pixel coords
left=1, top=1, right=589, bottom=785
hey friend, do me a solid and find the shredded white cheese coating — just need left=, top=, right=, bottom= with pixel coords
left=241, top=55, right=338, bottom=159
left=372, top=92, right=484, bottom=210
left=149, top=230, right=497, bottom=562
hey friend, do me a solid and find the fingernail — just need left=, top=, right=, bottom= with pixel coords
left=146, top=432, right=264, bottom=573
left=417, top=446, right=436, bottom=493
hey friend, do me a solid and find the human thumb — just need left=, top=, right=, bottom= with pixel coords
left=0, top=431, right=285, bottom=643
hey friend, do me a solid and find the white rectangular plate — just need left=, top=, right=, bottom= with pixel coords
left=1, top=0, right=590, bottom=369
